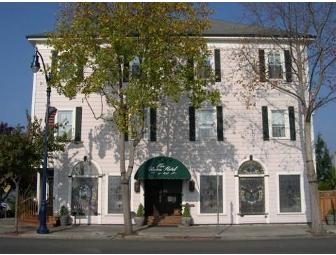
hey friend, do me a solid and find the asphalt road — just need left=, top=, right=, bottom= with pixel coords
left=0, top=237, right=336, bottom=253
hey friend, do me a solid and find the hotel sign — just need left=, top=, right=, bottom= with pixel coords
left=135, top=156, right=191, bottom=180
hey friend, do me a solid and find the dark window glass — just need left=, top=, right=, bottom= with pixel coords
left=71, top=177, right=98, bottom=216
left=108, top=176, right=123, bottom=214
left=279, top=175, right=301, bottom=212
left=239, top=177, right=265, bottom=215
left=200, top=175, right=223, bottom=213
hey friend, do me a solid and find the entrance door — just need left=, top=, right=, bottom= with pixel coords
left=145, top=180, right=182, bottom=216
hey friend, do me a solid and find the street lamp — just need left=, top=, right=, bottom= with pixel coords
left=31, top=47, right=56, bottom=234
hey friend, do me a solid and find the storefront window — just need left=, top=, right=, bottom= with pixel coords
left=238, top=160, right=265, bottom=215
left=279, top=175, right=301, bottom=213
left=200, top=175, right=223, bottom=214
left=71, top=161, right=99, bottom=216
left=108, top=176, right=123, bottom=214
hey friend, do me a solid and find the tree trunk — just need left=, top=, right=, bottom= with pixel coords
left=304, top=120, right=325, bottom=235
left=14, top=179, right=20, bottom=234
left=121, top=174, right=132, bottom=234
left=119, top=132, right=133, bottom=235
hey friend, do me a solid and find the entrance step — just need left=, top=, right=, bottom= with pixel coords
left=147, top=216, right=181, bottom=226
left=19, top=215, right=58, bottom=227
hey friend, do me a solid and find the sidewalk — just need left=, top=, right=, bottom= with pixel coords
left=1, top=218, right=336, bottom=240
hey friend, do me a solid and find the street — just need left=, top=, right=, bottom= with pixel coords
left=0, top=237, right=336, bottom=254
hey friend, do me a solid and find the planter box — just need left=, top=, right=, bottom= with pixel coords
left=134, top=216, right=145, bottom=226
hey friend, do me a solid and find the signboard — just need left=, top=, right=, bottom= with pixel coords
left=134, top=156, right=191, bottom=180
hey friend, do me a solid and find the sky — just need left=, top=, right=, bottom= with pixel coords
left=0, top=2, right=335, bottom=152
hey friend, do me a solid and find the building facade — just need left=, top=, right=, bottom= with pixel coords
left=27, top=20, right=311, bottom=225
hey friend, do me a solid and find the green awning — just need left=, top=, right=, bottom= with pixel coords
left=134, top=156, right=191, bottom=180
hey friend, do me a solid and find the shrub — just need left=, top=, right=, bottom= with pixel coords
left=182, top=203, right=191, bottom=217
left=60, top=205, right=69, bottom=216
left=136, top=203, right=144, bottom=217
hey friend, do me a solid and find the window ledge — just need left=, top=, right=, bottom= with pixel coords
left=197, top=213, right=226, bottom=217
left=277, top=212, right=304, bottom=215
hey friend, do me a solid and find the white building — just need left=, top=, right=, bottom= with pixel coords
left=27, top=20, right=311, bottom=225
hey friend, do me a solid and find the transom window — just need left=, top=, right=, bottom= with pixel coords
left=70, top=161, right=99, bottom=216
left=271, top=110, right=286, bottom=138
left=238, top=160, right=265, bottom=215
left=57, top=110, right=73, bottom=138
left=196, top=104, right=216, bottom=140
left=268, top=52, right=283, bottom=79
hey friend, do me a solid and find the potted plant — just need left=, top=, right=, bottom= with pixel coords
left=134, top=203, right=145, bottom=226
left=181, top=203, right=192, bottom=226
left=59, top=205, right=70, bottom=226
left=326, top=208, right=335, bottom=225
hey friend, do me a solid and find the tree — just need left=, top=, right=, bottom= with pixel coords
left=316, top=134, right=336, bottom=190
left=233, top=3, right=336, bottom=234
left=0, top=116, right=66, bottom=232
left=0, top=122, right=15, bottom=205
left=49, top=3, right=219, bottom=234
left=315, top=134, right=333, bottom=181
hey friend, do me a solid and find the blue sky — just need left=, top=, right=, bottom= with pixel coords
left=0, top=3, right=335, bottom=152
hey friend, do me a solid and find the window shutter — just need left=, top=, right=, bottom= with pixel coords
left=288, top=106, right=296, bottom=141
left=123, top=60, right=129, bottom=82
left=214, top=49, right=221, bottom=82
left=189, top=106, right=196, bottom=141
left=284, top=50, right=292, bottom=82
left=216, top=106, right=224, bottom=141
left=75, top=107, right=82, bottom=142
left=187, top=58, right=194, bottom=81
left=150, top=108, right=157, bottom=142
left=262, top=106, right=269, bottom=141
left=51, top=50, right=57, bottom=77
left=259, top=49, right=266, bottom=82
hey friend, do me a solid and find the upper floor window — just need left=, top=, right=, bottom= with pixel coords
left=267, top=52, right=283, bottom=79
left=196, top=106, right=216, bottom=140
left=57, top=110, right=73, bottom=138
left=271, top=110, right=286, bottom=138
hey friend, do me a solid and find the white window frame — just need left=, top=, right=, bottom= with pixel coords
left=105, top=174, right=123, bottom=216
left=235, top=158, right=269, bottom=220
left=55, top=108, right=76, bottom=140
left=268, top=107, right=290, bottom=140
left=276, top=173, right=305, bottom=215
left=196, top=104, right=217, bottom=141
left=265, top=49, right=285, bottom=81
left=197, top=173, right=226, bottom=216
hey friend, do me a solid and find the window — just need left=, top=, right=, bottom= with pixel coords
left=238, top=160, right=265, bottom=215
left=271, top=110, right=286, bottom=138
left=196, top=105, right=216, bottom=140
left=200, top=175, right=223, bottom=214
left=198, top=56, right=212, bottom=79
left=279, top=175, right=301, bottom=213
left=108, top=176, right=123, bottom=214
left=268, top=52, right=283, bottom=79
left=57, top=110, right=73, bottom=138
left=130, top=57, right=140, bottom=78
left=71, top=161, right=99, bottom=216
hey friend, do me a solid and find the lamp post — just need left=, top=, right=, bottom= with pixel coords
left=31, top=47, right=55, bottom=234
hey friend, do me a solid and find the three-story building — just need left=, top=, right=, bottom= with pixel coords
left=27, top=19, right=311, bottom=225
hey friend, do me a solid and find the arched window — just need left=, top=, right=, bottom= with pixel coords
left=238, top=160, right=265, bottom=215
left=70, top=161, right=99, bottom=216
